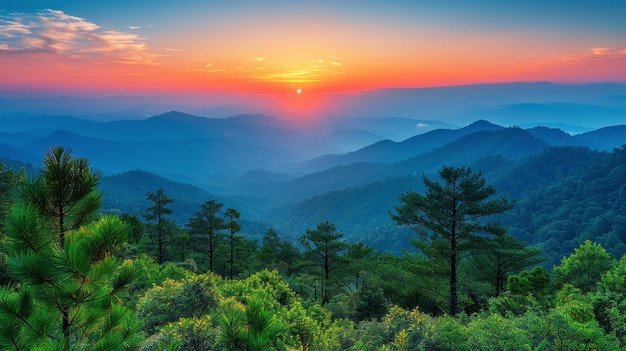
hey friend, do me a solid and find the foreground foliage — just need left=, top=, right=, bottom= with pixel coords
left=0, top=147, right=139, bottom=350
left=127, top=240, right=626, bottom=350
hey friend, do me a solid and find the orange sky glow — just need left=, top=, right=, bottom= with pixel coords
left=1, top=2, right=626, bottom=103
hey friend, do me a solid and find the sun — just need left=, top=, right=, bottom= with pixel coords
left=296, top=88, right=302, bottom=95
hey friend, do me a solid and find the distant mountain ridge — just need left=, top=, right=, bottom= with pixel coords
left=281, top=120, right=504, bottom=174
left=0, top=110, right=459, bottom=186
left=1, top=110, right=624, bottom=192
left=255, top=125, right=551, bottom=206
left=3, top=112, right=626, bottom=267
left=575, top=125, right=626, bottom=150
left=0, top=114, right=96, bottom=135
left=4, top=82, right=626, bottom=129
left=454, top=103, right=626, bottom=130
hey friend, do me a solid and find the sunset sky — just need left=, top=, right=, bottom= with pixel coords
left=1, top=1, right=626, bottom=98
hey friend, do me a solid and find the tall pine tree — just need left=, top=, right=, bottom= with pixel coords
left=144, top=188, right=174, bottom=264
left=391, top=166, right=514, bottom=316
left=224, top=208, right=242, bottom=279
left=300, top=221, right=348, bottom=305
left=187, top=200, right=224, bottom=273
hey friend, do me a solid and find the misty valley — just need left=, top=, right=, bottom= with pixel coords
left=1, top=83, right=626, bottom=350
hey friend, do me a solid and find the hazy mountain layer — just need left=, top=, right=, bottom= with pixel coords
left=1, top=100, right=625, bottom=266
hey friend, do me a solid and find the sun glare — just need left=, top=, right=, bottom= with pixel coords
left=296, top=88, right=302, bottom=95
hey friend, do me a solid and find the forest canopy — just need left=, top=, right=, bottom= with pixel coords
left=0, top=147, right=625, bottom=350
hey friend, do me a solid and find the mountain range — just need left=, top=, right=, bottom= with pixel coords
left=1, top=110, right=624, bottom=187
left=2, top=82, right=626, bottom=266
left=1, top=107, right=625, bottom=203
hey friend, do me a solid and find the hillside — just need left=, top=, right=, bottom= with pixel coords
left=99, top=169, right=275, bottom=242
left=265, top=146, right=626, bottom=266
left=100, top=169, right=264, bottom=221
left=498, top=146, right=626, bottom=265
left=575, top=125, right=626, bottom=150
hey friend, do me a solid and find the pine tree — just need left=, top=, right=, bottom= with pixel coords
left=0, top=147, right=139, bottom=350
left=344, top=242, right=375, bottom=294
left=144, top=188, right=174, bottom=264
left=468, top=232, right=544, bottom=296
left=0, top=161, right=24, bottom=285
left=224, top=208, right=242, bottom=279
left=300, top=221, right=348, bottom=305
left=391, top=166, right=514, bottom=316
left=187, top=200, right=224, bottom=273
left=19, top=146, right=102, bottom=245
left=0, top=162, right=23, bottom=234
left=259, top=228, right=280, bottom=269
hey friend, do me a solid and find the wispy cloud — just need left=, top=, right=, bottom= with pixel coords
left=0, top=9, right=158, bottom=63
left=559, top=47, right=626, bottom=64
left=240, top=51, right=344, bottom=84
left=588, top=47, right=626, bottom=58
left=251, top=69, right=322, bottom=83
left=192, top=62, right=225, bottom=73
left=0, top=19, right=32, bottom=38
left=519, top=46, right=626, bottom=69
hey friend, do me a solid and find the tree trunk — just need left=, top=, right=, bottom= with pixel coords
left=229, top=233, right=234, bottom=279
left=450, top=252, right=458, bottom=317
left=495, top=258, right=503, bottom=297
left=62, top=305, right=70, bottom=350
left=323, top=249, right=330, bottom=305
left=209, top=232, right=214, bottom=273
left=59, top=204, right=65, bottom=245
left=157, top=213, right=163, bottom=264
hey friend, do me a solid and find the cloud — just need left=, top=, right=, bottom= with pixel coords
left=520, top=46, right=626, bottom=69
left=588, top=47, right=626, bottom=58
left=251, top=69, right=322, bottom=83
left=591, top=47, right=609, bottom=55
left=0, top=43, right=16, bottom=51
left=234, top=52, right=343, bottom=84
left=128, top=26, right=140, bottom=30
left=0, top=9, right=157, bottom=63
left=0, top=19, right=32, bottom=38
left=165, top=47, right=184, bottom=52
left=195, top=67, right=224, bottom=73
